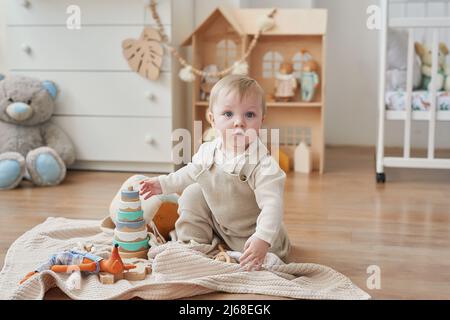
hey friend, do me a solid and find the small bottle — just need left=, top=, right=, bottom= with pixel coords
left=294, top=141, right=312, bottom=173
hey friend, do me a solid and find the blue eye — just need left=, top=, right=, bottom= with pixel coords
left=245, top=112, right=256, bottom=118
left=223, top=111, right=233, bottom=118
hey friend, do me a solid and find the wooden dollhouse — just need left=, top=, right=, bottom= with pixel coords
left=182, top=7, right=328, bottom=173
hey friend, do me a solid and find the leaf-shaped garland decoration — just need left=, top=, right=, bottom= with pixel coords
left=146, top=0, right=277, bottom=81
left=122, top=27, right=163, bottom=81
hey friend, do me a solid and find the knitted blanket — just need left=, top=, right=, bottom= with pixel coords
left=0, top=217, right=370, bottom=300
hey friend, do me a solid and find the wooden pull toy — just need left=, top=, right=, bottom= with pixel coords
left=213, top=244, right=237, bottom=264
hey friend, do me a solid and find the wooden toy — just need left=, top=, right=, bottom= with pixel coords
left=123, top=262, right=147, bottom=281
left=114, top=186, right=150, bottom=259
left=274, top=148, right=290, bottom=173
left=98, top=271, right=128, bottom=284
left=114, top=271, right=124, bottom=281
left=123, top=258, right=152, bottom=281
left=122, top=27, right=164, bottom=81
left=294, top=141, right=312, bottom=174
left=99, top=273, right=115, bottom=285
left=182, top=7, right=328, bottom=173
left=97, top=257, right=153, bottom=285
left=213, top=244, right=237, bottom=264
left=117, top=250, right=149, bottom=260
left=99, top=272, right=124, bottom=285
left=123, top=258, right=152, bottom=274
left=84, top=243, right=94, bottom=253
left=270, top=126, right=313, bottom=173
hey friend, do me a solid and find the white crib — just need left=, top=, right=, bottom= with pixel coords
left=376, top=0, right=450, bottom=183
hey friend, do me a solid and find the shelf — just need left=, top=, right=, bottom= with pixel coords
left=195, top=101, right=322, bottom=108
left=266, top=102, right=322, bottom=108
left=386, top=110, right=450, bottom=121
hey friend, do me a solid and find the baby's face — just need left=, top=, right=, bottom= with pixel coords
left=210, top=89, right=264, bottom=152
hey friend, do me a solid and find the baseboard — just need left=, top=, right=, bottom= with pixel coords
left=69, top=160, right=177, bottom=173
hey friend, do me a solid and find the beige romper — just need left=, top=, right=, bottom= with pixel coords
left=159, top=138, right=291, bottom=261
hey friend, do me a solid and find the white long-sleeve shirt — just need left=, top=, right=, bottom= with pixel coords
left=158, top=137, right=286, bottom=246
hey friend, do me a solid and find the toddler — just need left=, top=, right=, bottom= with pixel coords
left=140, top=74, right=291, bottom=271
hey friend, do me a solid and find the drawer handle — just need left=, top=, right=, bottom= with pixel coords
left=21, top=44, right=32, bottom=54
left=145, top=91, right=157, bottom=101
left=145, top=134, right=155, bottom=145
left=21, top=0, right=30, bottom=8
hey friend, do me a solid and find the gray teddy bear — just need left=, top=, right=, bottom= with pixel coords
left=0, top=74, right=76, bottom=190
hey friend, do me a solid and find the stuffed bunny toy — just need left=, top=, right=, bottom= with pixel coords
left=415, top=42, right=450, bottom=91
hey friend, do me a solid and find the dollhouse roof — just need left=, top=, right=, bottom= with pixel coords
left=181, top=7, right=327, bottom=46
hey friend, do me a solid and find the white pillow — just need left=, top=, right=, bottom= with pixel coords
left=386, top=29, right=422, bottom=90
left=388, top=29, right=409, bottom=70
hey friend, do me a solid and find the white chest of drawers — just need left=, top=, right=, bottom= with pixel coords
left=5, top=0, right=193, bottom=173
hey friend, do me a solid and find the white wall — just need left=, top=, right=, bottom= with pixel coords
left=0, top=1, right=6, bottom=75
left=2, top=0, right=448, bottom=148
left=194, top=0, right=314, bottom=25
left=315, top=0, right=380, bottom=147
left=194, top=0, right=240, bottom=23
left=240, top=0, right=314, bottom=8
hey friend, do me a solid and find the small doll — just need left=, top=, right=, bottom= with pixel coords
left=300, top=60, right=320, bottom=102
left=200, top=64, right=220, bottom=101
left=19, top=244, right=136, bottom=284
left=274, top=62, right=298, bottom=102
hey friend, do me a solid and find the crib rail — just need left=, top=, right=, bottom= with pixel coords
left=390, top=17, right=450, bottom=28
left=376, top=0, right=450, bottom=182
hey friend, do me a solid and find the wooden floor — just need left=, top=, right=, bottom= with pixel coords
left=1, top=146, right=450, bottom=300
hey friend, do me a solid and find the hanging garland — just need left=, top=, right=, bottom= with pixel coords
left=146, top=0, right=277, bottom=82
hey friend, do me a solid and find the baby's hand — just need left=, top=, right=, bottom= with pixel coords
left=239, top=236, right=269, bottom=271
left=139, top=178, right=162, bottom=200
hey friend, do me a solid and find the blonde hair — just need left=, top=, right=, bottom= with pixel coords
left=208, top=74, right=266, bottom=116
